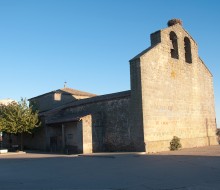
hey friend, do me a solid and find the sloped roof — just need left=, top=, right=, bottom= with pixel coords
left=129, top=45, right=158, bottom=62
left=59, top=87, right=97, bottom=97
left=29, top=87, right=97, bottom=100
left=41, top=90, right=131, bottom=116
left=199, top=57, right=212, bottom=77
left=46, top=116, right=80, bottom=125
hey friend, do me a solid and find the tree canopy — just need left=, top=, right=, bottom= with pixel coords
left=0, top=99, right=40, bottom=134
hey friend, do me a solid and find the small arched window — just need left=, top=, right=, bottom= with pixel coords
left=169, top=31, right=179, bottom=59
left=184, top=37, right=192, bottom=63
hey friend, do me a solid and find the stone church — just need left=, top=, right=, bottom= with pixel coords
left=24, top=19, right=218, bottom=153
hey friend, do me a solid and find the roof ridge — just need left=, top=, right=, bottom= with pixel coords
left=41, top=90, right=131, bottom=116
left=29, top=87, right=96, bottom=100
left=60, top=87, right=97, bottom=96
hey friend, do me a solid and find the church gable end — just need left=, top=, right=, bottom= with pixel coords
left=130, top=19, right=217, bottom=152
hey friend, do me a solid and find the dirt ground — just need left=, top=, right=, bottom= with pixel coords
left=1, top=145, right=220, bottom=190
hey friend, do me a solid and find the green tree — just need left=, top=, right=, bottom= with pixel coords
left=0, top=98, right=40, bottom=150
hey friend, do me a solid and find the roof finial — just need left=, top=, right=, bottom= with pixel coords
left=64, top=81, right=67, bottom=88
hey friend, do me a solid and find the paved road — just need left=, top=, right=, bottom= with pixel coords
left=1, top=146, right=220, bottom=190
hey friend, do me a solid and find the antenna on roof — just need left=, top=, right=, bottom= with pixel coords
left=64, top=81, right=67, bottom=88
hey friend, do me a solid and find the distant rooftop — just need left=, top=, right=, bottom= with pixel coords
left=42, top=90, right=131, bottom=116
left=60, top=87, right=97, bottom=97
left=0, top=99, right=16, bottom=105
left=29, top=87, right=97, bottom=100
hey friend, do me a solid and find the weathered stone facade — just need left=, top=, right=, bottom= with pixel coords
left=25, top=90, right=131, bottom=153
left=44, top=91, right=131, bottom=153
left=130, top=20, right=218, bottom=152
left=25, top=19, right=218, bottom=153
left=29, top=88, right=96, bottom=112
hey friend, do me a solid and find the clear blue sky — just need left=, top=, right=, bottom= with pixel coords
left=0, top=0, right=219, bottom=127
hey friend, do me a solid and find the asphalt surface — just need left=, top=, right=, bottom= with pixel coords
left=1, top=146, right=220, bottom=190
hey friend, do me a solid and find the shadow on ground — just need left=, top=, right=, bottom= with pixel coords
left=1, top=146, right=220, bottom=189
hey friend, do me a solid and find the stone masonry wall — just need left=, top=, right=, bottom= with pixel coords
left=77, top=115, right=93, bottom=154
left=131, top=23, right=217, bottom=152
left=129, top=60, right=145, bottom=151
left=46, top=92, right=131, bottom=152
left=30, top=93, right=77, bottom=113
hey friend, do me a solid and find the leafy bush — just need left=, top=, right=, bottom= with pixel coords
left=170, top=136, right=182, bottom=151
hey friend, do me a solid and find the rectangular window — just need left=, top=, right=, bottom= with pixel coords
left=54, top=93, right=61, bottom=101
